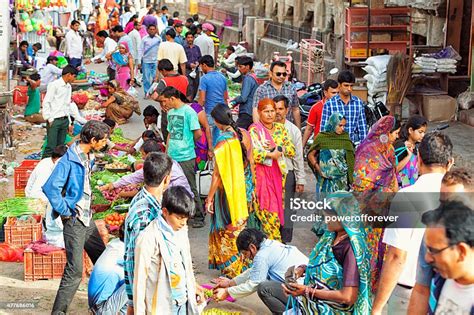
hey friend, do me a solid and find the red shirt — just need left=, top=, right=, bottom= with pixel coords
left=307, top=98, right=326, bottom=138
left=162, top=75, right=189, bottom=97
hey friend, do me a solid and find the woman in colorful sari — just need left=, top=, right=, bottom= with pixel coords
left=308, top=113, right=355, bottom=197
left=99, top=80, right=141, bottom=124
left=205, top=104, right=250, bottom=277
left=107, top=41, right=134, bottom=90
left=249, top=98, right=295, bottom=241
left=282, top=192, right=371, bottom=315
left=352, top=115, right=401, bottom=293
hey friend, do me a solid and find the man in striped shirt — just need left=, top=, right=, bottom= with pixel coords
left=123, top=152, right=172, bottom=314
left=320, top=70, right=368, bottom=144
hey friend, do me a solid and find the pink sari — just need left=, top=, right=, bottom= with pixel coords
left=252, top=122, right=284, bottom=225
left=113, top=42, right=131, bottom=91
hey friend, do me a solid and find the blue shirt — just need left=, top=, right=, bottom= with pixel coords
left=88, top=238, right=125, bottom=307
left=233, top=74, right=259, bottom=116
left=175, top=35, right=185, bottom=46
left=139, top=35, right=161, bottom=63
left=167, top=104, right=201, bottom=162
left=250, top=239, right=308, bottom=283
left=199, top=70, right=228, bottom=114
left=320, top=94, right=368, bottom=143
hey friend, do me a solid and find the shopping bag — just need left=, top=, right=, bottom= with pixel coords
left=196, top=161, right=213, bottom=198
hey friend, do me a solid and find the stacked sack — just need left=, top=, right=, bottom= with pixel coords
left=362, top=55, right=392, bottom=106
left=413, top=56, right=457, bottom=74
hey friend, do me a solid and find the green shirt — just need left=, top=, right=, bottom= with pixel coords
left=24, top=87, right=40, bottom=116
left=167, top=104, right=200, bottom=162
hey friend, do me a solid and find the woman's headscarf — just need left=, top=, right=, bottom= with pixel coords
left=324, top=112, right=344, bottom=132
left=108, top=79, right=121, bottom=90
left=353, top=116, right=397, bottom=192
left=305, top=191, right=371, bottom=314
left=357, top=115, right=395, bottom=153
left=310, top=113, right=355, bottom=183
left=112, top=42, right=130, bottom=66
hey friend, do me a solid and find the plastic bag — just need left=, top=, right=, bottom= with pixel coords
left=127, top=86, right=138, bottom=98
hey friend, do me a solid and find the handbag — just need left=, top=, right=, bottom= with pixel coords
left=283, top=296, right=302, bottom=315
left=196, top=161, right=213, bottom=198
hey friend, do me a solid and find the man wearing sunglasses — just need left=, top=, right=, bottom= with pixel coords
left=372, top=132, right=454, bottom=315
left=252, top=61, right=301, bottom=129
left=420, top=202, right=474, bottom=315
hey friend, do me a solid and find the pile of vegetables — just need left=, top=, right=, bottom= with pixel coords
left=0, top=243, right=24, bottom=262
left=105, top=161, right=129, bottom=170
left=104, top=212, right=125, bottom=227
left=0, top=198, right=46, bottom=225
left=91, top=170, right=122, bottom=187
left=101, top=185, right=139, bottom=202
left=227, top=80, right=241, bottom=99
left=111, top=128, right=133, bottom=144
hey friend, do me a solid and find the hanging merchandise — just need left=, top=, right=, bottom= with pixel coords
left=16, top=0, right=67, bottom=10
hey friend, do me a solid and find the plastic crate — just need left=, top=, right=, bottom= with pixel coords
left=24, top=249, right=87, bottom=281
left=14, top=160, right=40, bottom=197
left=4, top=215, right=43, bottom=248
left=13, top=85, right=28, bottom=106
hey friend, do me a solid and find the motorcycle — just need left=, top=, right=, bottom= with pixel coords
left=364, top=92, right=390, bottom=129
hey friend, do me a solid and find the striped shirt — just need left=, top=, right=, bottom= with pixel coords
left=320, top=94, right=368, bottom=143
left=123, top=187, right=162, bottom=306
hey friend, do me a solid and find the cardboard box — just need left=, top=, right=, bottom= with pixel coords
left=371, top=33, right=391, bottom=42
left=422, top=95, right=457, bottom=122
left=345, top=48, right=372, bottom=58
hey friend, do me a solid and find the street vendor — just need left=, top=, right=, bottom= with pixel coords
left=24, top=73, right=46, bottom=124
left=98, top=139, right=193, bottom=199
left=12, top=40, right=33, bottom=71
left=97, top=80, right=141, bottom=125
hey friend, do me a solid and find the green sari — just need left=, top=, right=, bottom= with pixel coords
left=310, top=113, right=355, bottom=196
left=294, top=191, right=371, bottom=314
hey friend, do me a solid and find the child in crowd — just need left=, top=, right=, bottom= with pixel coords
left=133, top=186, right=205, bottom=314
left=159, top=86, right=205, bottom=228
left=24, top=73, right=46, bottom=124
left=394, top=115, right=428, bottom=188
left=128, top=105, right=162, bottom=154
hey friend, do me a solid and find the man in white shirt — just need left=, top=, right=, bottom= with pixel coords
left=273, top=95, right=305, bottom=244
left=372, top=132, right=454, bottom=315
left=79, top=0, right=93, bottom=25
left=90, top=30, right=118, bottom=80
left=120, top=6, right=133, bottom=28
left=220, top=45, right=237, bottom=71
left=26, top=145, right=68, bottom=248
left=65, top=20, right=84, bottom=69
left=157, top=28, right=187, bottom=75
left=39, top=56, right=63, bottom=88
left=421, top=202, right=474, bottom=315
left=42, top=65, right=78, bottom=158
left=26, top=145, right=68, bottom=200
left=128, top=21, right=142, bottom=77
left=194, top=25, right=214, bottom=58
